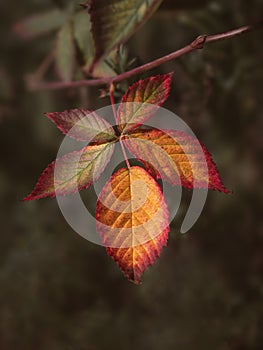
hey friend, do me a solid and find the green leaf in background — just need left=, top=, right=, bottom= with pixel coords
left=89, top=0, right=164, bottom=69
left=55, top=21, right=75, bottom=81
left=13, top=9, right=68, bottom=39
left=91, top=51, right=118, bottom=78
left=73, top=11, right=95, bottom=70
left=73, top=11, right=117, bottom=78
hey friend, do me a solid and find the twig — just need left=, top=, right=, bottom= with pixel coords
left=28, top=20, right=263, bottom=91
left=120, top=139, right=131, bottom=170
left=109, top=83, right=118, bottom=123
left=109, top=83, right=130, bottom=168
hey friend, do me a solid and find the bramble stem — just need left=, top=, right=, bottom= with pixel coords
left=109, top=83, right=118, bottom=124
left=109, top=83, right=130, bottom=169
left=28, top=20, right=263, bottom=91
left=120, top=139, right=131, bottom=170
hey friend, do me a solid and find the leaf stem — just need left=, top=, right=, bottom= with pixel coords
left=120, top=139, right=131, bottom=170
left=109, top=83, right=130, bottom=169
left=109, top=83, right=118, bottom=124
left=27, top=19, right=263, bottom=91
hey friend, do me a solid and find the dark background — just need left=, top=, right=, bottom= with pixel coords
left=0, top=1, right=263, bottom=349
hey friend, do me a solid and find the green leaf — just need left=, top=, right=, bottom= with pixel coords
left=73, top=11, right=117, bottom=78
left=13, top=10, right=68, bottom=39
left=55, top=21, right=75, bottom=81
left=73, top=11, right=95, bottom=70
left=89, top=0, right=164, bottom=68
left=24, top=142, right=116, bottom=200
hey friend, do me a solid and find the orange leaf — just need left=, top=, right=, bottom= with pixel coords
left=124, top=129, right=230, bottom=192
left=96, top=166, right=169, bottom=284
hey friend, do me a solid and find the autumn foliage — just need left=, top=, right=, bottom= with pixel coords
left=24, top=74, right=229, bottom=283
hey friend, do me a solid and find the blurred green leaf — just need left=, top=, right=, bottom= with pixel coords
left=55, top=21, right=75, bottom=81
left=13, top=9, right=68, bottom=39
left=89, top=0, right=163, bottom=68
left=73, top=11, right=95, bottom=70
left=91, top=51, right=118, bottom=78
left=73, top=11, right=117, bottom=78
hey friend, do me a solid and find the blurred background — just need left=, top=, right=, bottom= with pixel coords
left=0, top=0, right=263, bottom=349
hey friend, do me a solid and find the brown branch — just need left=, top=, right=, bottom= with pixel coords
left=28, top=20, right=263, bottom=91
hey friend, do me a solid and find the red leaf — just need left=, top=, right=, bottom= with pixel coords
left=96, top=166, right=169, bottom=283
left=117, top=73, right=173, bottom=133
left=124, top=128, right=230, bottom=193
left=24, top=142, right=115, bottom=201
left=106, top=230, right=168, bottom=284
left=45, top=108, right=116, bottom=143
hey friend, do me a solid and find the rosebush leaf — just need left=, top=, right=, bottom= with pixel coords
left=89, top=0, right=163, bottom=68
left=55, top=21, right=75, bottom=81
left=13, top=9, right=68, bottom=39
left=96, top=166, right=169, bottom=283
left=45, top=108, right=116, bottom=143
left=24, top=142, right=115, bottom=201
left=118, top=73, right=172, bottom=133
left=124, top=129, right=230, bottom=193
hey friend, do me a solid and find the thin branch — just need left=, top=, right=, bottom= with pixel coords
left=109, top=83, right=130, bottom=168
left=109, top=83, right=118, bottom=123
left=120, top=139, right=131, bottom=170
left=28, top=20, right=263, bottom=91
